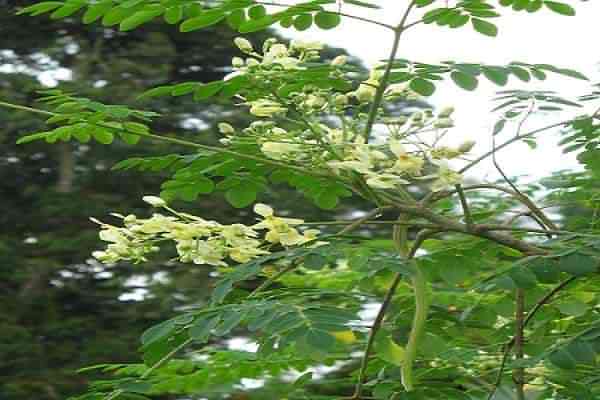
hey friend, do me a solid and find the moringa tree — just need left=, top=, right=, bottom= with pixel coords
left=6, top=0, right=600, bottom=399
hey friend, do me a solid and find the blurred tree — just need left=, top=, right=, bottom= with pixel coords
left=0, top=3, right=359, bottom=398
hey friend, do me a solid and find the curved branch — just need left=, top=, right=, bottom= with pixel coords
left=362, top=1, right=417, bottom=140
left=459, top=120, right=572, bottom=174
left=0, top=100, right=347, bottom=182
left=425, top=183, right=558, bottom=232
left=486, top=276, right=577, bottom=400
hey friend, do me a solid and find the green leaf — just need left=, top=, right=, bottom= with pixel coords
left=226, top=9, right=246, bottom=28
left=119, top=132, right=139, bottom=145
left=141, top=320, right=175, bottom=345
left=315, top=191, right=338, bottom=210
left=558, top=253, right=597, bottom=276
left=83, top=0, right=114, bottom=24
left=557, top=300, right=588, bottom=317
left=314, top=11, right=341, bottom=29
left=225, top=185, right=257, bottom=208
left=375, top=335, right=405, bottom=366
left=409, top=78, right=436, bottom=96
left=471, top=18, right=498, bottom=37
left=509, top=65, right=531, bottom=82
left=293, top=372, right=313, bottom=388
left=305, top=329, right=335, bottom=352
left=92, top=129, right=115, bottom=144
left=493, top=119, right=506, bottom=135
left=238, top=15, right=276, bottom=33
left=164, top=6, right=183, bottom=24
left=247, top=5, right=266, bottom=19
left=544, top=1, right=575, bottom=16
left=119, top=9, right=162, bottom=31
left=293, top=13, right=313, bottom=31
left=102, top=6, right=133, bottom=26
left=548, top=348, right=577, bottom=369
left=214, top=311, right=244, bottom=336
left=451, top=70, right=478, bottom=90
left=16, top=132, right=51, bottom=144
left=188, top=317, right=219, bottom=342
left=193, top=81, right=224, bottom=101
left=50, top=3, right=86, bottom=19
left=17, top=1, right=64, bottom=16
left=482, top=66, right=509, bottom=86
left=180, top=12, right=225, bottom=32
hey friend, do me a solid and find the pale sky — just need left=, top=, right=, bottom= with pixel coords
left=276, top=0, right=600, bottom=182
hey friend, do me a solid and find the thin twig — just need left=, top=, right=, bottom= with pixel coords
left=455, top=184, right=473, bottom=229
left=514, top=289, right=526, bottom=400
left=486, top=277, right=577, bottom=400
left=362, top=1, right=417, bottom=140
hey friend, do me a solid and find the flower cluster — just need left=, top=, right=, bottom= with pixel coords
left=218, top=38, right=476, bottom=193
left=92, top=197, right=322, bottom=266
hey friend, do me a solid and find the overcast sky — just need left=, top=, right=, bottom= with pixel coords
left=276, top=0, right=600, bottom=182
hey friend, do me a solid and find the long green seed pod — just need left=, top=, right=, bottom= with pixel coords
left=401, top=262, right=429, bottom=391
left=393, top=218, right=431, bottom=391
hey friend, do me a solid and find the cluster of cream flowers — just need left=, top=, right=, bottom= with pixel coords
left=218, top=38, right=476, bottom=193
left=92, top=197, right=321, bottom=266
left=229, top=37, right=347, bottom=119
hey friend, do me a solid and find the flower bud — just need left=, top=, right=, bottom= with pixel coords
left=218, top=122, right=235, bottom=135
left=267, top=43, right=288, bottom=58
left=355, top=84, right=377, bottom=103
left=249, top=100, right=287, bottom=117
left=333, top=94, right=348, bottom=106
left=305, top=94, right=326, bottom=108
left=232, top=57, right=244, bottom=68
left=439, top=106, right=455, bottom=118
left=262, top=38, right=278, bottom=53
left=331, top=55, right=347, bottom=66
left=434, top=117, right=454, bottom=128
left=142, top=195, right=166, bottom=208
left=458, top=139, right=476, bottom=153
left=246, top=58, right=259, bottom=67
left=234, top=37, right=253, bottom=53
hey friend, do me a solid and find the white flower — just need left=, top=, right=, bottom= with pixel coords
left=254, top=203, right=274, bottom=217
left=385, top=83, right=409, bottom=97
left=290, top=40, right=323, bottom=51
left=266, top=43, right=288, bottom=58
left=249, top=99, right=287, bottom=117
left=273, top=56, right=300, bottom=70
left=431, top=161, right=463, bottom=192
left=331, top=55, right=347, bottom=66
left=253, top=203, right=308, bottom=246
left=327, top=160, right=372, bottom=174
left=246, top=58, right=260, bottom=67
left=389, top=140, right=424, bottom=176
left=142, top=195, right=167, bottom=208
left=218, top=122, right=235, bottom=135
left=234, top=37, right=253, bottom=53
left=365, top=173, right=409, bottom=189
left=261, top=141, right=302, bottom=160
